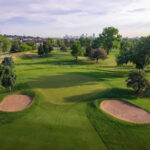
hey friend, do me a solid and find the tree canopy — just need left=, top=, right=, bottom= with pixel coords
left=71, top=42, right=84, bottom=61
left=117, top=36, right=150, bottom=69
left=93, top=48, right=107, bottom=63
left=0, top=35, right=11, bottom=52
left=126, top=70, right=150, bottom=94
left=100, top=27, right=122, bottom=54
left=38, top=44, right=44, bottom=56
left=0, top=57, right=16, bottom=91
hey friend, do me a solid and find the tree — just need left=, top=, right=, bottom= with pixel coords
left=0, top=64, right=4, bottom=80
left=47, top=38, right=55, bottom=46
left=85, top=46, right=93, bottom=58
left=126, top=70, right=149, bottom=94
left=71, top=42, right=84, bottom=61
left=0, top=35, right=11, bottom=52
left=60, top=45, right=67, bottom=52
left=100, top=27, right=122, bottom=54
left=0, top=57, right=16, bottom=91
left=64, top=39, right=70, bottom=48
left=57, top=40, right=64, bottom=47
left=117, top=39, right=134, bottom=66
left=1, top=66, right=16, bottom=91
left=79, top=37, right=93, bottom=48
left=131, top=36, right=150, bottom=69
left=11, top=39, right=21, bottom=52
left=38, top=44, right=44, bottom=56
left=93, top=48, right=107, bottom=63
left=26, top=41, right=37, bottom=50
left=21, top=43, right=32, bottom=51
left=2, top=39, right=11, bottom=52
left=117, top=36, right=150, bottom=69
left=92, top=37, right=102, bottom=49
left=79, top=37, right=86, bottom=47
left=43, top=40, right=53, bottom=55
left=2, top=57, right=14, bottom=68
left=69, top=39, right=75, bottom=48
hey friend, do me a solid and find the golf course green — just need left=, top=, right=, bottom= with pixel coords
left=0, top=50, right=150, bottom=150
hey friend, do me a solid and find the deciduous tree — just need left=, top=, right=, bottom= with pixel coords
left=100, top=27, right=122, bottom=54
left=126, top=70, right=150, bottom=94
left=93, top=48, right=107, bottom=63
left=38, top=44, right=44, bottom=56
left=71, top=42, right=84, bottom=61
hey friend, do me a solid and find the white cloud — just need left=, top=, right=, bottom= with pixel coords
left=0, top=0, right=150, bottom=37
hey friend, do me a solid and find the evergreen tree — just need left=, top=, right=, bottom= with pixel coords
left=0, top=57, right=16, bottom=91
left=1, top=66, right=16, bottom=91
left=2, top=57, right=14, bottom=68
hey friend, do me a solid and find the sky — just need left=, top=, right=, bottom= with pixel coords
left=0, top=0, right=150, bottom=37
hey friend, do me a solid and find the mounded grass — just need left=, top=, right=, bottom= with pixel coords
left=0, top=50, right=150, bottom=150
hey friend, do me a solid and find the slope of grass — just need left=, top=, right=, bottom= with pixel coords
left=0, top=50, right=150, bottom=150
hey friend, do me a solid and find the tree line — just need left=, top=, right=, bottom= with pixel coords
left=0, top=35, right=38, bottom=53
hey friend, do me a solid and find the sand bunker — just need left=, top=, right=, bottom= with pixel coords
left=0, top=94, right=32, bottom=112
left=100, top=100, right=150, bottom=124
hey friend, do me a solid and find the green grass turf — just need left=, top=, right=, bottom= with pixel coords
left=0, top=50, right=150, bottom=150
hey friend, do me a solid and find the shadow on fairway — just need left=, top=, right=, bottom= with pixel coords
left=64, top=88, right=137, bottom=103
left=16, top=70, right=128, bottom=90
left=16, top=59, right=95, bottom=66
left=27, top=72, right=100, bottom=89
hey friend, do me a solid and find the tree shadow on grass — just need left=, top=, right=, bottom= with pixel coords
left=16, top=59, right=95, bottom=66
left=85, top=70, right=128, bottom=80
left=21, top=70, right=128, bottom=89
left=63, top=88, right=137, bottom=103
left=27, top=72, right=101, bottom=89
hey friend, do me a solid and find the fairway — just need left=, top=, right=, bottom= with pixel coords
left=0, top=50, right=150, bottom=150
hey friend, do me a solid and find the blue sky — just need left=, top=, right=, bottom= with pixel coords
left=0, top=0, right=150, bottom=37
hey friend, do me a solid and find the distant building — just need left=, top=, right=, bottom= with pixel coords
left=21, top=39, right=44, bottom=45
left=35, top=40, right=44, bottom=45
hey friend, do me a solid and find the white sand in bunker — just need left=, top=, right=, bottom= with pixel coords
left=0, top=94, right=32, bottom=112
left=100, top=100, right=150, bottom=124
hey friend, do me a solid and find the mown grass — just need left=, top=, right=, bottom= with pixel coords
left=0, top=49, right=150, bottom=150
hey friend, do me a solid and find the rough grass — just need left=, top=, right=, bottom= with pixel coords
left=0, top=50, right=150, bottom=150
